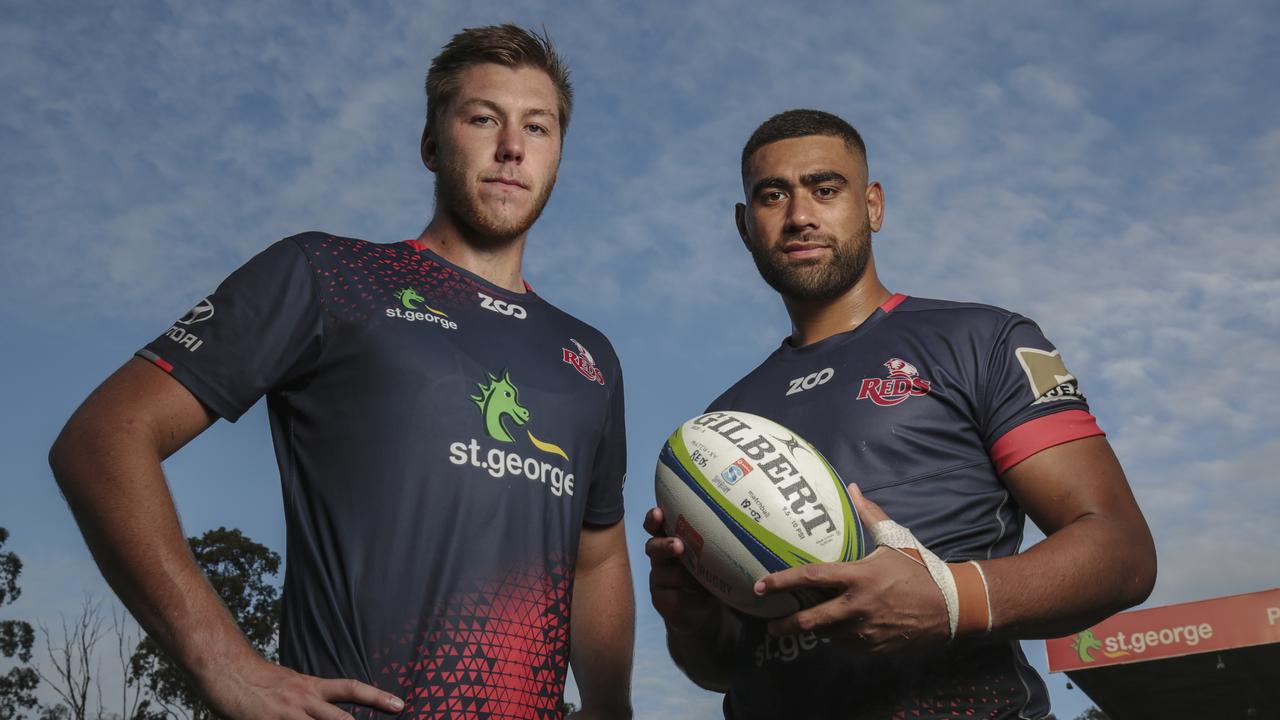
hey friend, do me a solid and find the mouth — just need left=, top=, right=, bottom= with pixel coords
left=780, top=241, right=831, bottom=260
left=481, top=176, right=529, bottom=190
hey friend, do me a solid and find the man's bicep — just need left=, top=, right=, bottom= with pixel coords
left=60, top=357, right=217, bottom=460
left=1002, top=435, right=1147, bottom=537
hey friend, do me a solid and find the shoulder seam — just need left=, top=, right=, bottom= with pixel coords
left=281, top=235, right=335, bottom=350
left=978, top=312, right=1023, bottom=431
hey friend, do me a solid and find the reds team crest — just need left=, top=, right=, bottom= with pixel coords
left=562, top=338, right=605, bottom=385
left=857, top=358, right=932, bottom=407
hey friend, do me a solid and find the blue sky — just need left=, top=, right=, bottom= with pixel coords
left=2, top=2, right=1278, bottom=717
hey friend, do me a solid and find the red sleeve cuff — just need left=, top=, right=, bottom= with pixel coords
left=989, top=409, right=1104, bottom=474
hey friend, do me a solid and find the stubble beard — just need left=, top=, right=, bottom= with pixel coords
left=750, top=219, right=873, bottom=302
left=434, top=160, right=557, bottom=249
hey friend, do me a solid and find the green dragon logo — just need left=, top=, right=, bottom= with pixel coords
left=395, top=287, right=425, bottom=309
left=472, top=370, right=531, bottom=443
left=470, top=370, right=567, bottom=459
left=394, top=287, right=448, bottom=316
left=1073, top=629, right=1103, bottom=663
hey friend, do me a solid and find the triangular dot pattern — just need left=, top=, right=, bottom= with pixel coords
left=363, top=559, right=574, bottom=719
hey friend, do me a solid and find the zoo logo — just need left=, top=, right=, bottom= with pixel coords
left=477, top=291, right=527, bottom=319
left=786, top=367, right=834, bottom=396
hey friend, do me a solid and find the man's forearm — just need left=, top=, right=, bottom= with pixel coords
left=50, top=401, right=259, bottom=685
left=980, top=514, right=1156, bottom=640
left=984, top=436, right=1157, bottom=641
left=569, top=532, right=635, bottom=717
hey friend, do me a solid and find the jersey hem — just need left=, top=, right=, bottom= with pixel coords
left=582, top=505, right=625, bottom=526
left=989, top=409, right=1103, bottom=474
left=135, top=349, right=247, bottom=422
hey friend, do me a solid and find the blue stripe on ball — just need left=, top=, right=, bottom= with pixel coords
left=659, top=444, right=789, bottom=573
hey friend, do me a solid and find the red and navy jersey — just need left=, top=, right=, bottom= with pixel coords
left=709, top=293, right=1102, bottom=720
left=139, top=232, right=626, bottom=719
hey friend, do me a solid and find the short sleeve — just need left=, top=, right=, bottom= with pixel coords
left=136, top=238, right=325, bottom=422
left=583, top=368, right=626, bottom=525
left=983, top=315, right=1104, bottom=474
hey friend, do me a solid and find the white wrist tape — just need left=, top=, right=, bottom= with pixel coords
left=868, top=519, right=993, bottom=638
left=869, top=519, right=961, bottom=638
left=969, top=559, right=993, bottom=634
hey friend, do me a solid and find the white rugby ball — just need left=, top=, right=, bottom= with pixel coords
left=654, top=411, right=866, bottom=618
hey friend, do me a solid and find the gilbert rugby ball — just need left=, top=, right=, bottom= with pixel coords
left=655, top=411, right=866, bottom=618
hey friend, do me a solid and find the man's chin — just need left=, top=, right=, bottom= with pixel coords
left=464, top=211, right=540, bottom=247
left=437, top=179, right=553, bottom=247
left=756, top=261, right=856, bottom=302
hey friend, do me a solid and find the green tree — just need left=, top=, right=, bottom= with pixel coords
left=35, top=704, right=69, bottom=720
left=1074, top=708, right=1110, bottom=720
left=0, top=527, right=39, bottom=719
left=128, top=528, right=281, bottom=720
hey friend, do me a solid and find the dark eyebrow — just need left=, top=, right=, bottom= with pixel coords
left=749, top=170, right=849, bottom=198
left=800, top=170, right=848, bottom=187
left=749, top=176, right=789, bottom=197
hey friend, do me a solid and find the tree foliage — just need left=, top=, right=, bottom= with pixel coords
left=0, top=527, right=39, bottom=720
left=128, top=528, right=281, bottom=720
left=1074, top=708, right=1110, bottom=720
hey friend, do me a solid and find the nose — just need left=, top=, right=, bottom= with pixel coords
left=784, top=193, right=817, bottom=233
left=496, top=124, right=524, bottom=164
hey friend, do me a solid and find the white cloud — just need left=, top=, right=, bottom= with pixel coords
left=4, top=2, right=1279, bottom=717
left=1142, top=438, right=1280, bottom=604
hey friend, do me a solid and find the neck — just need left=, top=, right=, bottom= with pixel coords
left=782, top=258, right=892, bottom=347
left=415, top=210, right=528, bottom=293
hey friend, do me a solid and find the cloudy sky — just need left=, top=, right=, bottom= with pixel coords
left=3, top=1, right=1277, bottom=718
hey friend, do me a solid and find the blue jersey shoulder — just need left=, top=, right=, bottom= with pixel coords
left=707, top=295, right=1037, bottom=412
left=282, top=230, right=386, bottom=255
left=891, top=295, right=1021, bottom=323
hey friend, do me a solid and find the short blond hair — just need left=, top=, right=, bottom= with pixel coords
left=424, top=24, right=573, bottom=140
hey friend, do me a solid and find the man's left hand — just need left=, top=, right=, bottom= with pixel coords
left=755, top=484, right=950, bottom=653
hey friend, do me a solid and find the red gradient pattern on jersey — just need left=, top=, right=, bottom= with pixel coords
left=889, top=677, right=1027, bottom=719
left=370, top=560, right=574, bottom=720
left=306, top=235, right=477, bottom=322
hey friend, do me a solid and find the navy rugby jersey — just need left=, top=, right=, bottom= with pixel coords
left=708, top=293, right=1102, bottom=720
left=139, top=233, right=626, bottom=719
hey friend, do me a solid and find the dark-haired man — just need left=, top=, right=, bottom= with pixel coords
left=645, top=109, right=1155, bottom=718
left=51, top=25, right=633, bottom=719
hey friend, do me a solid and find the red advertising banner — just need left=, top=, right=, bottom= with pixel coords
left=1045, top=587, right=1280, bottom=672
